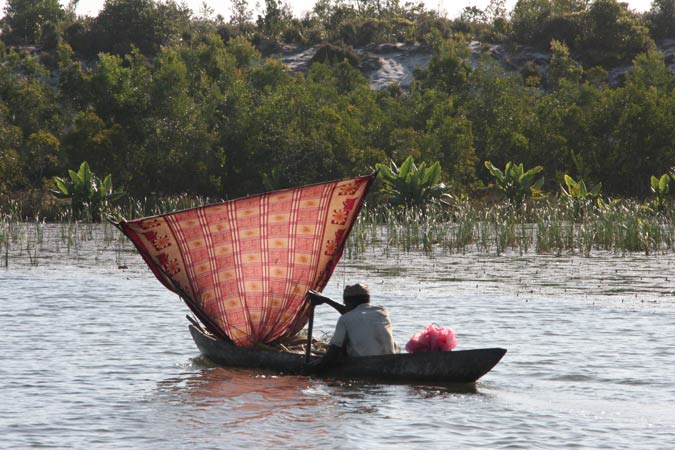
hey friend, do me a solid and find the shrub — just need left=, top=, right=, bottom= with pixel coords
left=311, top=43, right=360, bottom=67
left=375, top=156, right=448, bottom=207
left=485, top=160, right=544, bottom=206
left=50, top=161, right=125, bottom=221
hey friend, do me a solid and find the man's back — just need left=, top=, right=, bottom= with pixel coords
left=329, top=303, right=397, bottom=357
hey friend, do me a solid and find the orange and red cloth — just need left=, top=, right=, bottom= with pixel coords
left=119, top=174, right=374, bottom=347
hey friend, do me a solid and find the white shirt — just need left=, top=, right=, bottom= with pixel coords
left=329, top=303, right=398, bottom=357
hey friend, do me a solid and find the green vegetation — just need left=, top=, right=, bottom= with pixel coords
left=648, top=173, right=671, bottom=213
left=560, top=174, right=602, bottom=219
left=1, top=0, right=675, bottom=223
left=4, top=196, right=675, bottom=268
left=49, top=161, right=125, bottom=220
left=484, top=161, right=544, bottom=205
left=346, top=198, right=675, bottom=258
left=375, top=156, right=447, bottom=207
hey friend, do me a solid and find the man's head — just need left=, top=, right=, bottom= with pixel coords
left=343, top=283, right=370, bottom=310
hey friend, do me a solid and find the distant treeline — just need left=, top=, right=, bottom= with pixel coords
left=1, top=0, right=675, bottom=214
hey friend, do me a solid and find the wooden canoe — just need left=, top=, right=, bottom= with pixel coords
left=190, top=326, right=506, bottom=383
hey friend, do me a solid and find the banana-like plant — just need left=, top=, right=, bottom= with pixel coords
left=648, top=173, right=671, bottom=213
left=484, top=161, right=544, bottom=205
left=560, top=174, right=602, bottom=200
left=375, top=156, right=448, bottom=207
left=560, top=174, right=602, bottom=219
left=50, top=161, right=125, bottom=220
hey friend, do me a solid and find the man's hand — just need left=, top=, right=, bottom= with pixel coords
left=307, top=290, right=329, bottom=306
left=307, top=291, right=347, bottom=315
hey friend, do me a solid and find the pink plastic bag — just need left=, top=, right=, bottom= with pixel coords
left=405, top=325, right=457, bottom=353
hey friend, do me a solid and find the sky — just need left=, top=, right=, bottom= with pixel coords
left=0, top=0, right=655, bottom=21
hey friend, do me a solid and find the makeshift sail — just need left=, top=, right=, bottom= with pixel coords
left=117, top=174, right=375, bottom=347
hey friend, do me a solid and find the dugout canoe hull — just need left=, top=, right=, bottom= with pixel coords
left=189, top=326, right=506, bottom=383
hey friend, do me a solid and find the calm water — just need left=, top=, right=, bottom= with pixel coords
left=1, top=225, right=674, bottom=449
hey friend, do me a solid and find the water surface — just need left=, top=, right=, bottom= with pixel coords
left=1, top=225, right=674, bottom=448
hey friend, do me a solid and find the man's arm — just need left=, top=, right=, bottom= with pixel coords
left=307, top=290, right=347, bottom=315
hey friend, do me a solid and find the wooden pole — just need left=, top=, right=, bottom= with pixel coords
left=304, top=304, right=315, bottom=363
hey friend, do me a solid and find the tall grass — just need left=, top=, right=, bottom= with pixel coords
left=2, top=195, right=675, bottom=266
left=345, top=198, right=675, bottom=258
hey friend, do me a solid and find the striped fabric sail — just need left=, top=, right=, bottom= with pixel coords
left=118, top=174, right=375, bottom=347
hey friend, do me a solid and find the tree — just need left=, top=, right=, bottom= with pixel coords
left=415, top=37, right=472, bottom=95
left=140, top=48, right=221, bottom=195
left=1, top=0, right=66, bottom=45
left=21, top=130, right=61, bottom=187
left=625, top=50, right=674, bottom=91
left=511, top=0, right=553, bottom=44
left=90, top=0, right=190, bottom=56
left=550, top=0, right=587, bottom=15
left=230, top=0, right=253, bottom=26
left=62, top=111, right=118, bottom=175
left=576, top=0, right=655, bottom=66
left=0, top=46, right=61, bottom=136
left=461, top=56, right=532, bottom=173
left=584, top=83, right=675, bottom=197
left=0, top=103, right=24, bottom=194
left=228, top=35, right=261, bottom=68
left=420, top=97, right=477, bottom=189
left=256, top=0, right=293, bottom=39
left=647, top=0, right=675, bottom=40
left=546, top=39, right=582, bottom=89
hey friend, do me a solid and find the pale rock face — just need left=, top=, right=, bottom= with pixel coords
left=279, top=39, right=675, bottom=90
left=279, top=43, right=432, bottom=90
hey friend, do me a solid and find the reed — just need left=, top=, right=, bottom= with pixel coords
left=345, top=197, right=675, bottom=258
left=2, top=194, right=675, bottom=265
left=0, top=216, right=8, bottom=268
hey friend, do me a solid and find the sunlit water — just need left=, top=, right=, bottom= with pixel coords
left=1, top=225, right=674, bottom=448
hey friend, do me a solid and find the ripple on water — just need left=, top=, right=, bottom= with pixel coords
left=2, top=225, right=675, bottom=448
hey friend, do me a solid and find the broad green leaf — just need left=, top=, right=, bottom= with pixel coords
left=54, top=177, right=70, bottom=195
left=398, top=156, right=415, bottom=180
left=659, top=174, right=670, bottom=193
left=375, top=163, right=396, bottom=183
left=484, top=161, right=504, bottom=181
left=563, top=174, right=576, bottom=190
left=78, top=161, right=92, bottom=185
left=102, top=174, right=113, bottom=194
left=68, top=169, right=81, bottom=183
left=423, top=162, right=441, bottom=186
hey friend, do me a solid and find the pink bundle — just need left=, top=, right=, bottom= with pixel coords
left=405, top=325, right=457, bottom=353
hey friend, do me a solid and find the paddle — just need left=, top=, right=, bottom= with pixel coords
left=304, top=303, right=315, bottom=363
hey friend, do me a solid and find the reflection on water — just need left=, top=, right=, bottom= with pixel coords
left=148, top=364, right=484, bottom=448
left=157, top=366, right=326, bottom=413
left=1, top=225, right=675, bottom=448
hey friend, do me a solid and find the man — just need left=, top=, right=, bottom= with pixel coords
left=304, top=283, right=398, bottom=373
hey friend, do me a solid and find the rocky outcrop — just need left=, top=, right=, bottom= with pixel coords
left=280, top=42, right=432, bottom=90
left=278, top=39, right=675, bottom=90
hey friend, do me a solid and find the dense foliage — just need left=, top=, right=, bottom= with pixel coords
left=1, top=0, right=675, bottom=218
